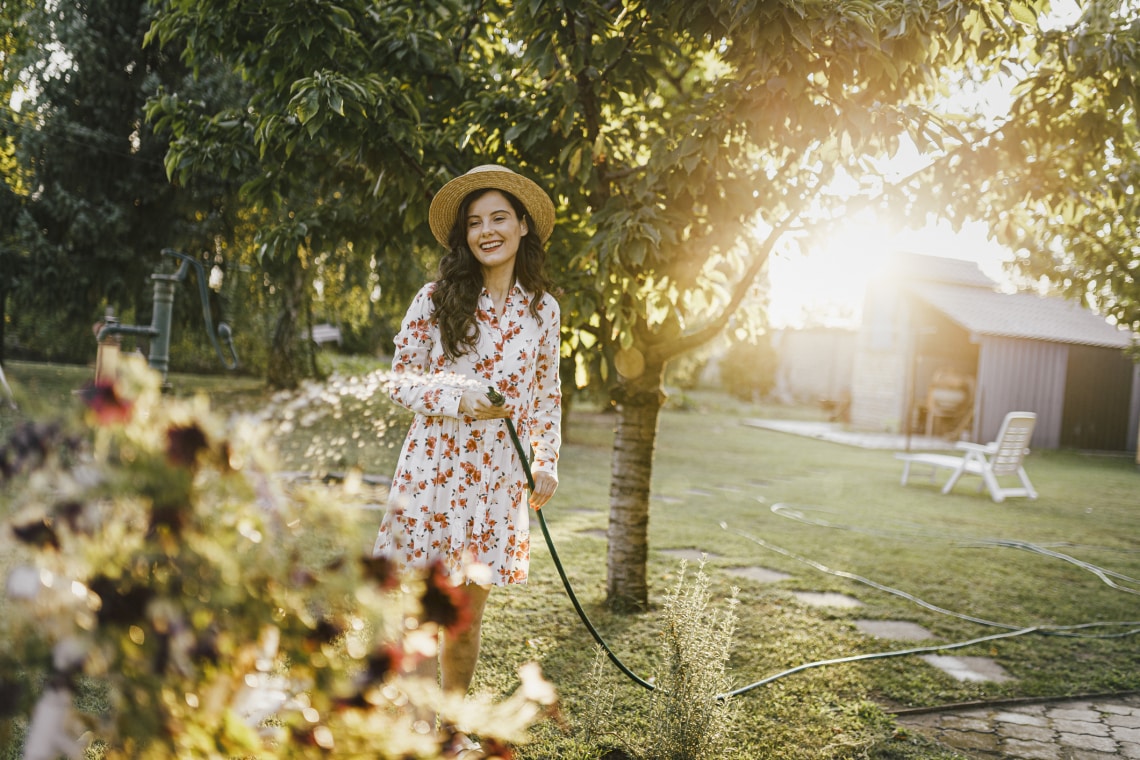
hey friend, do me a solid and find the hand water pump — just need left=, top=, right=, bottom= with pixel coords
left=95, top=249, right=239, bottom=385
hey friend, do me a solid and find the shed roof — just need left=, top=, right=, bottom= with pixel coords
left=910, top=282, right=1133, bottom=349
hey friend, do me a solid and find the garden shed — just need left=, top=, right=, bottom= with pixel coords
left=848, top=253, right=1140, bottom=452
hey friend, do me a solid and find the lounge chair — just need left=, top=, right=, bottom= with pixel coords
left=896, top=412, right=1038, bottom=503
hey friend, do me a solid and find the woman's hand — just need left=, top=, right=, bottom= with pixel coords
left=529, top=472, right=557, bottom=510
left=459, top=389, right=513, bottom=420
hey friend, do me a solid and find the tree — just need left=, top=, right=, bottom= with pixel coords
left=3, top=0, right=195, bottom=362
left=147, top=0, right=1041, bottom=610
left=147, top=0, right=478, bottom=387
left=481, top=1, right=1036, bottom=609
left=0, top=0, right=41, bottom=361
left=901, top=0, right=1140, bottom=333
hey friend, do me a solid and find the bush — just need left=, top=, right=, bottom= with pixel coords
left=0, top=357, right=553, bottom=758
left=576, top=559, right=739, bottom=760
left=718, top=336, right=778, bottom=402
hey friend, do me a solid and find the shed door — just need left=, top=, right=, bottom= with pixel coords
left=1061, top=345, right=1132, bottom=451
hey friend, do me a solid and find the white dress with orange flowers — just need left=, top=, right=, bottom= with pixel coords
left=373, top=282, right=561, bottom=586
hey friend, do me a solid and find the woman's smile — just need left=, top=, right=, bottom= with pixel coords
left=466, top=190, right=528, bottom=273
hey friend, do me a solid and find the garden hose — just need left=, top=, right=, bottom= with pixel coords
left=486, top=389, right=1140, bottom=699
left=486, top=387, right=655, bottom=692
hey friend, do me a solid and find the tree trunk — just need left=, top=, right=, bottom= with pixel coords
left=265, top=256, right=305, bottom=389
left=605, top=358, right=667, bottom=612
left=0, top=288, right=7, bottom=364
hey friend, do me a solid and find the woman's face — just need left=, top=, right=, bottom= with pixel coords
left=465, top=190, right=528, bottom=277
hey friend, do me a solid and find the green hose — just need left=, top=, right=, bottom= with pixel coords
left=487, top=387, right=655, bottom=691
left=484, top=388, right=1138, bottom=700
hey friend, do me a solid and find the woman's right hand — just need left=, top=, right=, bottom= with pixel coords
left=459, top=389, right=513, bottom=420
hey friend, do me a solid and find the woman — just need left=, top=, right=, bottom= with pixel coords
left=374, top=164, right=561, bottom=702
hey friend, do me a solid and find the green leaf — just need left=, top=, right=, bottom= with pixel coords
left=1008, top=1, right=1036, bottom=27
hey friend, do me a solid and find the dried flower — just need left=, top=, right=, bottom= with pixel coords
left=88, top=574, right=155, bottom=626
left=80, top=382, right=133, bottom=425
left=360, top=554, right=400, bottom=591
left=364, top=642, right=404, bottom=682
left=165, top=423, right=209, bottom=468
left=11, top=517, right=61, bottom=550
left=0, top=421, right=76, bottom=481
left=420, top=561, right=472, bottom=635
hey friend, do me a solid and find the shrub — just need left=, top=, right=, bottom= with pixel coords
left=575, top=559, right=739, bottom=760
left=647, top=559, right=739, bottom=760
left=0, top=357, right=553, bottom=758
left=719, top=336, right=778, bottom=402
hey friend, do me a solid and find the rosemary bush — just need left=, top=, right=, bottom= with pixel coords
left=647, top=559, right=739, bottom=760
left=574, top=559, right=739, bottom=760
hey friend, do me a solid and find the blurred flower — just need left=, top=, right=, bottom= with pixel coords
left=12, top=517, right=61, bottom=550
left=420, top=561, right=472, bottom=635
left=360, top=554, right=400, bottom=591
left=6, top=565, right=42, bottom=600
left=88, top=575, right=154, bottom=626
left=307, top=618, right=344, bottom=648
left=479, top=736, right=515, bottom=759
left=165, top=423, right=209, bottom=468
left=80, top=382, right=133, bottom=425
left=364, top=641, right=404, bottom=682
left=517, top=662, right=557, bottom=706
left=0, top=421, right=76, bottom=481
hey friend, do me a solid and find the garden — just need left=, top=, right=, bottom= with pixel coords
left=2, top=357, right=1136, bottom=759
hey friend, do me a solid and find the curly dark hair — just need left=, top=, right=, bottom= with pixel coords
left=431, top=188, right=555, bottom=360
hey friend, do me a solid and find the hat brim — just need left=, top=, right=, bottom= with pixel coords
left=428, top=165, right=555, bottom=248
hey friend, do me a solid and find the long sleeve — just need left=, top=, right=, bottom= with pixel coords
left=528, top=295, right=562, bottom=479
left=385, top=284, right=470, bottom=418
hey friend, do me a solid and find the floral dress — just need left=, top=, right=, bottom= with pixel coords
left=373, top=282, right=561, bottom=585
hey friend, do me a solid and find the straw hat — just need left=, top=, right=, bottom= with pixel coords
left=428, top=164, right=555, bottom=247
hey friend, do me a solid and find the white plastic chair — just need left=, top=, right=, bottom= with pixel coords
left=897, top=412, right=1038, bottom=503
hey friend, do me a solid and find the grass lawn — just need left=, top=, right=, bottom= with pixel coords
left=2, top=359, right=1138, bottom=759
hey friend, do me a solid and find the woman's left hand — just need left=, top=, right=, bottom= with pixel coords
left=529, top=472, right=558, bottom=510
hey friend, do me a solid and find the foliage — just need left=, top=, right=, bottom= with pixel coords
left=644, top=560, right=739, bottom=760
left=718, top=334, right=779, bottom=402
left=569, top=560, right=739, bottom=760
left=0, top=357, right=554, bottom=758
left=897, top=0, right=1140, bottom=332
left=0, top=0, right=262, bottom=373
left=2, top=0, right=175, bottom=360
left=146, top=0, right=460, bottom=387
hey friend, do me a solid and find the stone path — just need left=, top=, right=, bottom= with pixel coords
left=894, top=693, right=1140, bottom=759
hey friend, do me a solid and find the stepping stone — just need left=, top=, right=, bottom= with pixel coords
left=792, top=591, right=863, bottom=608
left=921, top=655, right=1012, bottom=683
left=726, top=566, right=792, bottom=583
left=660, top=548, right=719, bottom=561
left=854, top=619, right=933, bottom=641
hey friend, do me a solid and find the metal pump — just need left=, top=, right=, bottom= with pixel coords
left=95, top=249, right=239, bottom=385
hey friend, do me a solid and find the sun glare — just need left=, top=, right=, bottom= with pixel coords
left=765, top=215, right=894, bottom=330
left=765, top=214, right=1012, bottom=330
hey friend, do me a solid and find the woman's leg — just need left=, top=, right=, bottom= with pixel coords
left=440, top=584, right=491, bottom=694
